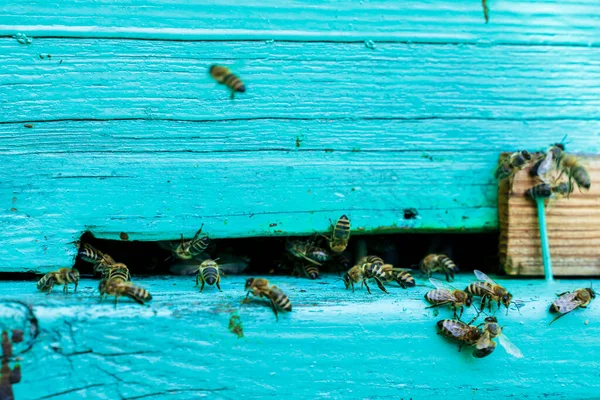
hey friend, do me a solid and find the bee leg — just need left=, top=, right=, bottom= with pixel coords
left=230, top=90, right=236, bottom=100
left=114, top=295, right=119, bottom=309
left=63, top=284, right=68, bottom=294
left=195, top=274, right=199, bottom=287
left=374, top=277, right=388, bottom=294
left=74, top=281, right=78, bottom=293
left=458, top=306, right=464, bottom=320
left=458, top=344, right=464, bottom=353
left=200, top=278, right=205, bottom=293
left=480, top=296, right=486, bottom=311
left=216, top=276, right=222, bottom=292
left=396, top=279, right=406, bottom=289
left=46, top=282, right=54, bottom=295
left=268, top=298, right=279, bottom=321
left=363, top=280, right=372, bottom=294
left=351, top=282, right=355, bottom=293
left=549, top=312, right=570, bottom=325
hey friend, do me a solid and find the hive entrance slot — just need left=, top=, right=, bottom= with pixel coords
left=73, top=231, right=499, bottom=279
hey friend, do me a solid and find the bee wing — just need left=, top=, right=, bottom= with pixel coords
left=429, top=278, right=457, bottom=291
left=474, top=270, right=498, bottom=285
left=443, top=321, right=472, bottom=338
left=499, top=334, right=524, bottom=359
left=553, top=293, right=583, bottom=314
left=536, top=151, right=554, bottom=179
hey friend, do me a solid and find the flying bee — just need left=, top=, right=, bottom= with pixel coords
left=196, top=259, right=222, bottom=292
left=419, top=254, right=458, bottom=282
left=549, top=288, right=595, bottom=325
left=325, top=215, right=351, bottom=253
left=37, top=268, right=80, bottom=294
left=530, top=143, right=565, bottom=182
left=173, top=225, right=210, bottom=261
left=558, top=154, right=591, bottom=194
left=494, top=150, right=532, bottom=189
left=244, top=278, right=292, bottom=321
left=425, top=278, right=473, bottom=319
left=465, top=270, right=517, bottom=314
left=526, top=182, right=571, bottom=201
left=436, top=319, right=482, bottom=353
left=99, top=278, right=152, bottom=307
left=78, top=242, right=115, bottom=273
left=209, top=65, right=246, bottom=99
left=381, top=264, right=415, bottom=289
left=342, top=262, right=388, bottom=294
left=474, top=317, right=523, bottom=358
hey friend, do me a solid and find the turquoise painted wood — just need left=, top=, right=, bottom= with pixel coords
left=2, top=275, right=599, bottom=399
left=2, top=1, right=600, bottom=272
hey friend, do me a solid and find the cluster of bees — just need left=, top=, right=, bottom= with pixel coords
left=495, top=141, right=591, bottom=199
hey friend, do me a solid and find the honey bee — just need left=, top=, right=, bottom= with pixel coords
left=465, top=270, right=516, bottom=314
left=244, top=278, right=292, bottom=321
left=325, top=215, right=351, bottom=253
left=437, top=319, right=482, bottom=352
left=419, top=254, right=458, bottom=282
left=99, top=278, right=152, bottom=307
left=558, top=154, right=591, bottom=193
left=78, top=242, right=115, bottom=274
left=37, top=268, right=80, bottom=294
left=357, top=255, right=384, bottom=266
left=425, top=278, right=473, bottom=319
left=494, top=150, right=532, bottom=188
left=342, top=262, right=388, bottom=294
left=380, top=264, right=415, bottom=289
left=287, top=240, right=330, bottom=266
left=196, top=259, right=222, bottom=292
left=526, top=182, right=571, bottom=200
left=102, top=263, right=131, bottom=282
left=173, top=225, right=210, bottom=260
left=297, top=263, right=320, bottom=280
left=209, top=65, right=246, bottom=99
left=530, top=143, right=565, bottom=182
left=549, top=288, right=595, bottom=325
left=474, top=317, right=523, bottom=358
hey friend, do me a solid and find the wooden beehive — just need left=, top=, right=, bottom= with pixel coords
left=499, top=155, right=600, bottom=276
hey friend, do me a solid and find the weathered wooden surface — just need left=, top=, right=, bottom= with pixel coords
left=1, top=0, right=599, bottom=45
left=500, top=156, right=600, bottom=276
left=3, top=275, right=599, bottom=399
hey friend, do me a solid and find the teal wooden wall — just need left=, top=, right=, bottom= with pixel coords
left=2, top=1, right=600, bottom=272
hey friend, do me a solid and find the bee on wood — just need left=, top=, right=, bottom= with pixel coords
left=325, top=215, right=351, bottom=253
left=549, top=288, right=595, bottom=325
left=78, top=242, right=116, bottom=274
left=530, top=143, right=565, bottom=182
left=419, top=254, right=458, bottom=282
left=425, top=278, right=473, bottom=319
left=465, top=270, right=516, bottom=314
left=380, top=264, right=415, bottom=289
left=99, top=278, right=152, bottom=307
left=437, top=319, right=482, bottom=353
left=495, top=150, right=532, bottom=189
left=210, top=65, right=246, bottom=99
left=526, top=182, right=571, bottom=201
left=558, top=154, right=591, bottom=193
left=244, top=278, right=292, bottom=321
left=37, top=268, right=80, bottom=294
left=342, top=262, right=388, bottom=294
left=173, top=225, right=210, bottom=261
left=287, top=240, right=330, bottom=279
left=196, top=259, right=222, bottom=292
left=474, top=317, right=523, bottom=359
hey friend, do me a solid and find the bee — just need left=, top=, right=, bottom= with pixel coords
left=526, top=182, right=571, bottom=200
left=244, top=278, right=292, bottom=321
left=209, top=65, right=246, bottom=99
left=494, top=150, right=532, bottom=189
left=287, top=240, right=330, bottom=266
left=437, top=319, right=482, bottom=352
left=381, top=264, right=415, bottom=289
left=425, top=278, right=473, bottom=319
left=103, top=262, right=131, bottom=282
left=474, top=317, right=523, bottom=358
left=78, top=242, right=115, bottom=274
left=37, top=268, right=80, bottom=294
left=173, top=225, right=210, bottom=260
left=99, top=278, right=152, bottom=307
left=465, top=270, right=516, bottom=314
left=419, top=254, right=458, bottom=282
left=357, top=255, right=384, bottom=266
left=549, top=288, right=595, bottom=325
left=342, top=262, right=388, bottom=294
left=558, top=154, right=591, bottom=193
left=530, top=143, right=565, bottom=182
left=325, top=215, right=351, bottom=253
left=196, top=259, right=222, bottom=292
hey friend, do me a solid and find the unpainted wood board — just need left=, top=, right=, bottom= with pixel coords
left=500, top=156, right=600, bottom=276
left=2, top=40, right=600, bottom=122
left=1, top=0, right=599, bottom=45
left=3, top=275, right=600, bottom=399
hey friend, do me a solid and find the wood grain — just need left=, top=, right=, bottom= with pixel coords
left=1, top=0, right=599, bottom=45
left=4, top=275, right=600, bottom=399
left=499, top=156, right=600, bottom=276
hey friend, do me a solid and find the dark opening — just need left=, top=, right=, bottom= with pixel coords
left=73, top=231, right=499, bottom=278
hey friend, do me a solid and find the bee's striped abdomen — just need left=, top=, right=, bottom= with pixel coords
left=126, top=285, right=153, bottom=304
left=393, top=271, right=415, bottom=288
left=526, top=183, right=552, bottom=199
left=365, top=255, right=384, bottom=266
left=333, top=215, right=351, bottom=240
left=473, top=344, right=496, bottom=358
left=190, top=236, right=209, bottom=256
left=202, top=265, right=220, bottom=285
left=301, top=264, right=320, bottom=279
left=269, top=286, right=292, bottom=312
left=363, top=263, right=385, bottom=280
left=465, top=282, right=491, bottom=297
left=106, top=264, right=130, bottom=282
left=223, top=74, right=246, bottom=93
left=572, top=165, right=591, bottom=189
left=37, top=274, right=54, bottom=291
left=426, top=289, right=450, bottom=303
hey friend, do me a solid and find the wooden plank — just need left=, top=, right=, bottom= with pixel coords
left=1, top=0, right=599, bottom=45
left=2, top=40, right=600, bottom=122
left=4, top=275, right=600, bottom=399
left=499, top=156, right=600, bottom=276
